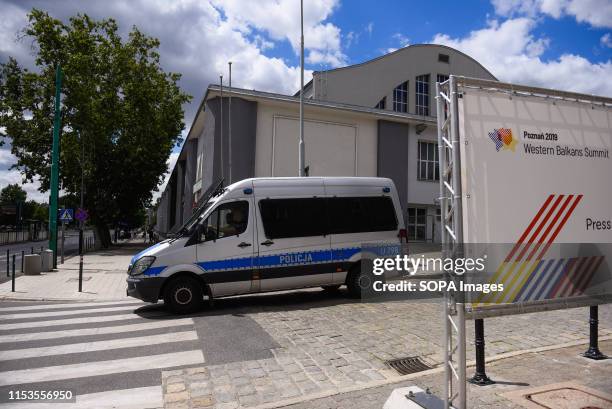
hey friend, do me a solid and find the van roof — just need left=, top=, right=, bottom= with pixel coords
left=226, top=177, right=394, bottom=191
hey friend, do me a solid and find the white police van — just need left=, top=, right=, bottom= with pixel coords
left=127, top=177, right=406, bottom=313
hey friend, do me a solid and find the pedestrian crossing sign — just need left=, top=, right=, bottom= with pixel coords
left=58, top=208, right=74, bottom=222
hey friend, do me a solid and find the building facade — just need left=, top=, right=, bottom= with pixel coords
left=156, top=44, right=496, bottom=242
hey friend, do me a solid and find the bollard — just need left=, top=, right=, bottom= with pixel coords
left=5, top=249, right=8, bottom=277
left=31, top=246, right=34, bottom=254
left=11, top=254, right=15, bottom=292
left=21, top=250, right=24, bottom=272
left=583, top=305, right=608, bottom=360
left=469, top=318, right=494, bottom=385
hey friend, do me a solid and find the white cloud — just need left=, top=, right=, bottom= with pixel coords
left=365, top=22, right=374, bottom=37
left=491, top=0, right=612, bottom=28
left=210, top=0, right=346, bottom=67
left=601, top=33, right=612, bottom=48
left=392, top=33, right=410, bottom=47
left=0, top=168, right=46, bottom=202
left=0, top=149, right=15, bottom=166
left=432, top=18, right=612, bottom=97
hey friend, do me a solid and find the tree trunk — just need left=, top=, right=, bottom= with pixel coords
left=95, top=222, right=112, bottom=249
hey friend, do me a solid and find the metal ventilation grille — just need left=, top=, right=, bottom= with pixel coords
left=386, top=356, right=432, bottom=375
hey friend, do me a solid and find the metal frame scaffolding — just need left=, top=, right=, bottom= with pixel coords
left=436, top=76, right=467, bottom=409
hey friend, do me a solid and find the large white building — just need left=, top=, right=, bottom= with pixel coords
left=156, top=44, right=497, bottom=242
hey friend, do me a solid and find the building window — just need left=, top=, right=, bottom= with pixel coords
left=415, top=74, right=430, bottom=116
left=438, top=53, right=450, bottom=63
left=418, top=141, right=439, bottom=181
left=393, top=81, right=408, bottom=113
left=436, top=74, right=449, bottom=84
left=407, top=208, right=427, bottom=241
left=375, top=97, right=386, bottom=110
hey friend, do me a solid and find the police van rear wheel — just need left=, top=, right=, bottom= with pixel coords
left=346, top=265, right=376, bottom=299
left=164, top=276, right=204, bottom=314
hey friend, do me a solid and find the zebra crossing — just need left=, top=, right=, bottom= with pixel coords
left=0, top=299, right=205, bottom=408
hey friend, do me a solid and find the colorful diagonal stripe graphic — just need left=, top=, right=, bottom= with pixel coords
left=474, top=194, right=600, bottom=305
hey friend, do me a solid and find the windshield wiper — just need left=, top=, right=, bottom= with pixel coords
left=167, top=178, right=225, bottom=243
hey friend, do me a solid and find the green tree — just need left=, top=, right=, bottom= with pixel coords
left=0, top=184, right=27, bottom=204
left=0, top=9, right=191, bottom=247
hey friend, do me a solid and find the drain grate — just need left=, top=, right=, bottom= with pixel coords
left=385, top=356, right=432, bottom=375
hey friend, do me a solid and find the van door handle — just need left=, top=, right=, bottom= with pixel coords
left=260, top=240, right=274, bottom=246
left=238, top=242, right=252, bottom=248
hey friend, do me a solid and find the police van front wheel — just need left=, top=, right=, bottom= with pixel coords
left=164, top=276, right=204, bottom=314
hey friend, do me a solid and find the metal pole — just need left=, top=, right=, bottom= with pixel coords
left=219, top=75, right=224, bottom=181
left=5, top=249, right=9, bottom=277
left=583, top=305, right=608, bottom=360
left=49, top=65, right=63, bottom=269
left=11, top=254, right=15, bottom=292
left=469, top=319, right=494, bottom=385
left=450, top=75, right=467, bottom=409
left=60, top=220, right=65, bottom=264
left=79, top=129, right=85, bottom=293
left=298, top=0, right=305, bottom=177
left=457, top=303, right=466, bottom=409
left=436, top=82, right=452, bottom=409
left=21, top=250, right=24, bottom=272
left=228, top=61, right=232, bottom=184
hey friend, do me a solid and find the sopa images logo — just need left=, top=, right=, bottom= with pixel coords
left=488, top=128, right=518, bottom=152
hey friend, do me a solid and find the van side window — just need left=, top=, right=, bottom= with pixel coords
left=328, top=197, right=397, bottom=234
left=202, top=201, right=249, bottom=241
left=259, top=198, right=327, bottom=239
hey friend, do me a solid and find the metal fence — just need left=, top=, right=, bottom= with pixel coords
left=0, top=229, right=48, bottom=246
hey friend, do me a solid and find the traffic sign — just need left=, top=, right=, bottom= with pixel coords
left=75, top=208, right=88, bottom=222
left=58, top=208, right=73, bottom=222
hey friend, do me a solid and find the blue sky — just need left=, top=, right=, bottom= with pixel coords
left=1, top=0, right=611, bottom=201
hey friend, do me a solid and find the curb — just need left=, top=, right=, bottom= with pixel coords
left=249, top=336, right=612, bottom=409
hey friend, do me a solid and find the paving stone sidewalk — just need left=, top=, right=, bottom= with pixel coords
left=161, top=294, right=611, bottom=409
left=0, top=241, right=146, bottom=301
left=280, top=340, right=612, bottom=409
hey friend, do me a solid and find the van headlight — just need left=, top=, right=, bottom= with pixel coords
left=129, top=256, right=156, bottom=276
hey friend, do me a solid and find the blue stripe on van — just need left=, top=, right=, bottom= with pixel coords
left=193, top=247, right=362, bottom=273
left=197, top=256, right=254, bottom=271
left=143, top=266, right=167, bottom=276
left=143, top=245, right=399, bottom=277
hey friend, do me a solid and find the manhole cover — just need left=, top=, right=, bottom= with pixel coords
left=527, top=388, right=612, bottom=409
left=66, top=276, right=92, bottom=282
left=385, top=356, right=432, bottom=375
left=503, top=382, right=612, bottom=409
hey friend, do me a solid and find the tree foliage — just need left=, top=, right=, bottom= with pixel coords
left=0, top=9, right=191, bottom=246
left=0, top=184, right=27, bottom=204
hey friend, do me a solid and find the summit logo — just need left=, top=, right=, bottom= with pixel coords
left=488, top=128, right=518, bottom=152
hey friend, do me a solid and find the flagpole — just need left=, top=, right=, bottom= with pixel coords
left=298, top=0, right=305, bottom=176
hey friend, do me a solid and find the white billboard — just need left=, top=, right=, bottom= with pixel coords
left=456, top=83, right=612, bottom=305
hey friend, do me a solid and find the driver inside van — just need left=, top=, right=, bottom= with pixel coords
left=220, top=207, right=247, bottom=237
